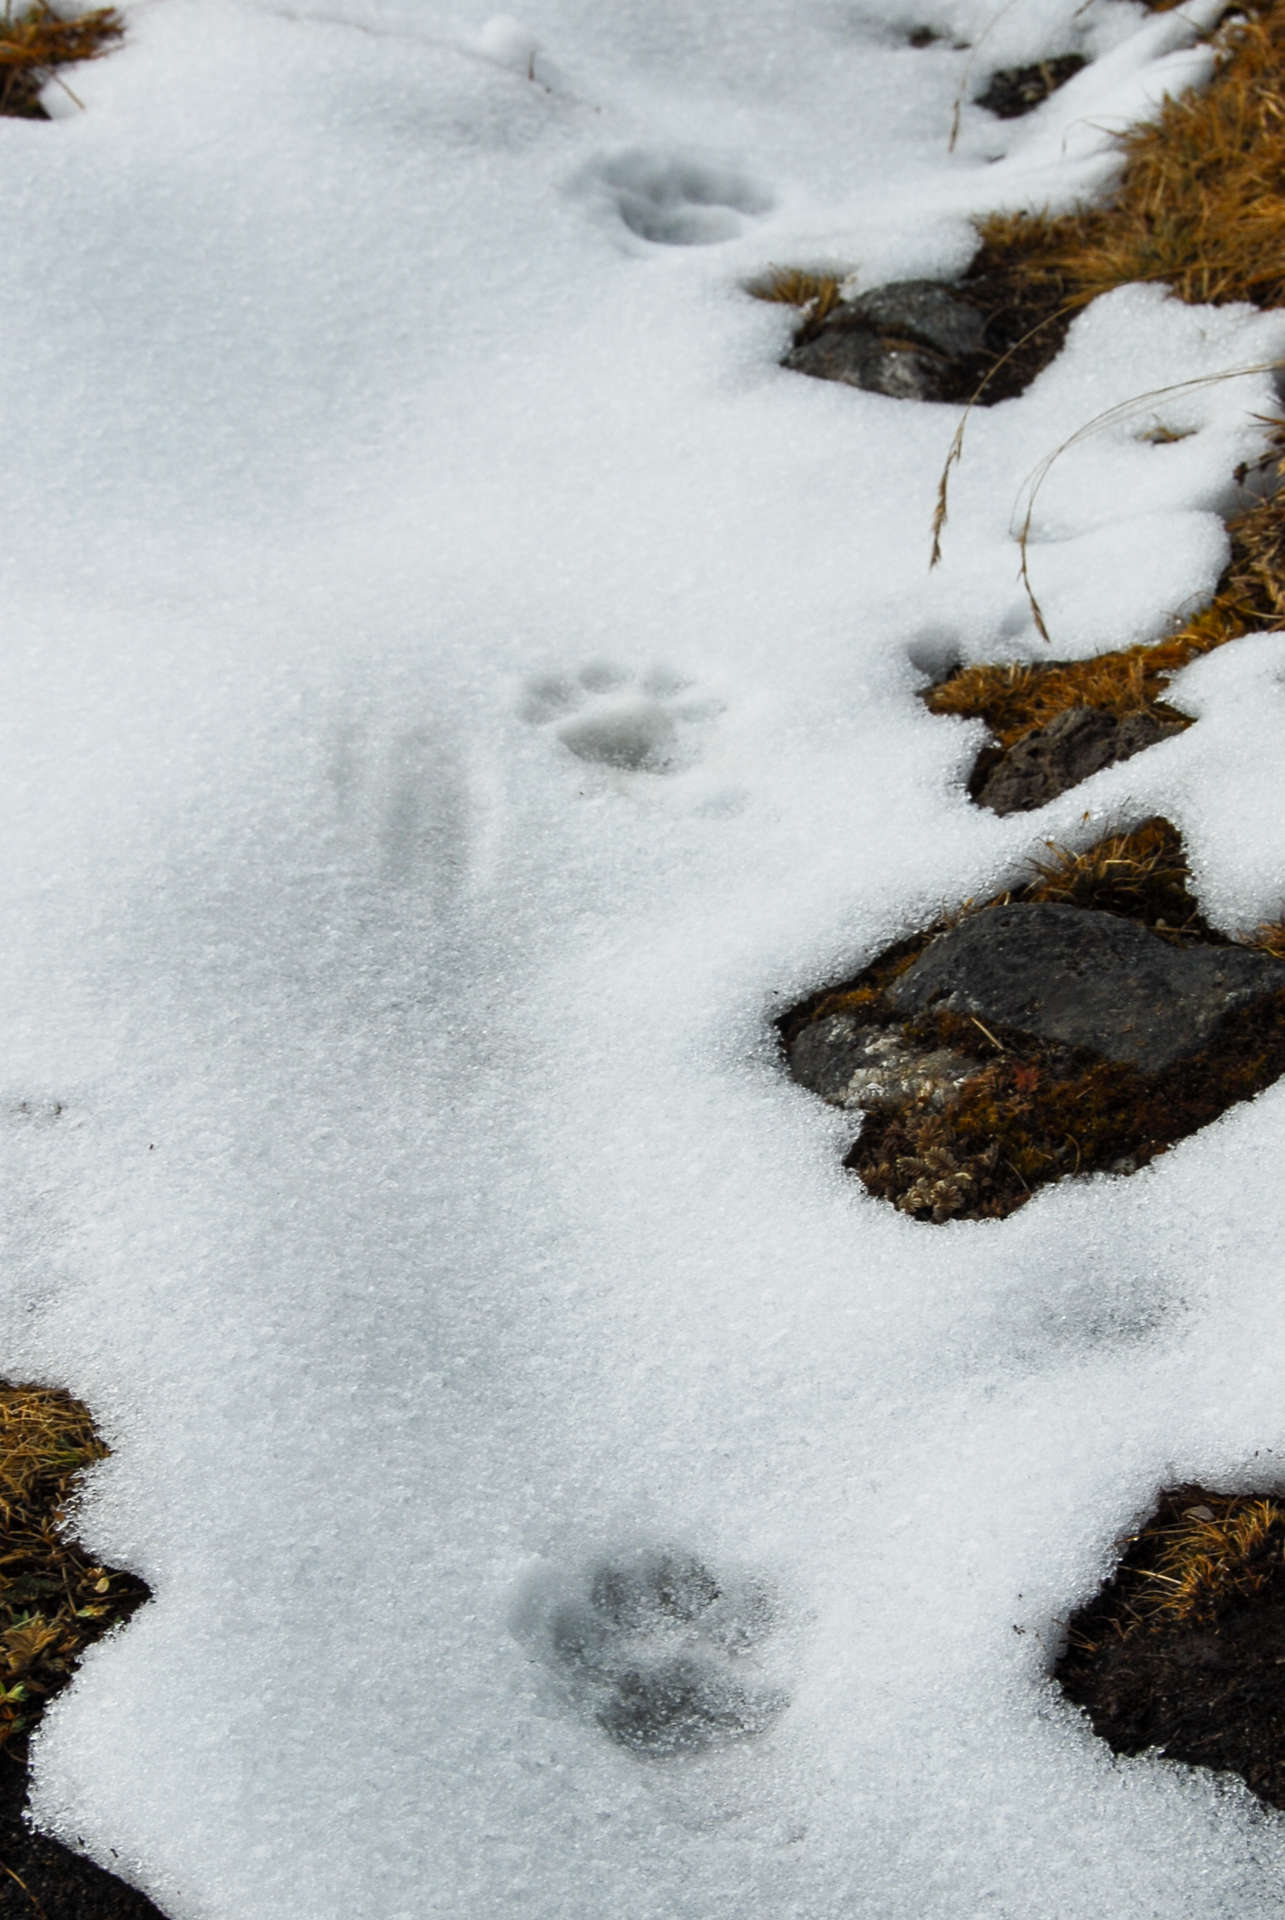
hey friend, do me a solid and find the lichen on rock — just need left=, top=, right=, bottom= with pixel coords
left=782, top=821, right=1285, bottom=1221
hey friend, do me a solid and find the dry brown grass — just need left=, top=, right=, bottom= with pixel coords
left=757, top=8, right=1285, bottom=727
left=1020, top=816, right=1203, bottom=932
left=1066, top=1489, right=1285, bottom=1649
left=746, top=267, right=842, bottom=320
left=1130, top=1497, right=1285, bottom=1627
left=0, top=1383, right=147, bottom=1746
left=926, top=431, right=1285, bottom=743
left=0, top=2, right=122, bottom=119
left=760, top=0, right=1285, bottom=323
left=759, top=0, right=1285, bottom=329
left=974, top=4, right=1285, bottom=316
left=926, top=0, right=1285, bottom=609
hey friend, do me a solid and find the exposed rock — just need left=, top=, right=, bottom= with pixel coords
left=841, top=282, right=988, bottom=358
left=783, top=328, right=953, bottom=402
left=975, top=54, right=1085, bottom=118
left=788, top=1013, right=974, bottom=1111
left=782, top=821, right=1285, bottom=1221
left=972, top=705, right=1187, bottom=815
left=888, top=903, right=1283, bottom=1073
left=782, top=279, right=990, bottom=404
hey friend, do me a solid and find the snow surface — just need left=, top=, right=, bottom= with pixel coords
left=5, top=0, right=1285, bottom=1913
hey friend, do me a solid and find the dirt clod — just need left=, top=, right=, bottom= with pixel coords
left=975, top=55, right=1086, bottom=118
left=1057, top=1486, right=1285, bottom=1811
left=0, top=1384, right=159, bottom=1917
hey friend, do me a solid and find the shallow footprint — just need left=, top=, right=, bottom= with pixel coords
left=325, top=702, right=473, bottom=895
left=518, top=1541, right=787, bottom=1758
left=522, top=661, right=723, bottom=775
left=590, top=149, right=773, bottom=246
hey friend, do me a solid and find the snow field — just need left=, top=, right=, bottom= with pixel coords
left=4, top=0, right=1285, bottom=1912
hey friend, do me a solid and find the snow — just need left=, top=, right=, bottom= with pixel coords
left=3, top=0, right=1285, bottom=1913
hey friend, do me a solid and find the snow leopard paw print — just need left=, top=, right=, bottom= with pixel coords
left=526, top=1543, right=788, bottom=1757
left=522, top=662, right=724, bottom=775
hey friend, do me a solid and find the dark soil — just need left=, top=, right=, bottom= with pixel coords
left=953, top=246, right=1075, bottom=404
left=0, top=1735, right=165, bottom=1918
left=0, top=1379, right=162, bottom=1918
left=0, top=70, right=48, bottom=118
left=1057, top=1486, right=1285, bottom=1810
left=975, top=55, right=1086, bottom=118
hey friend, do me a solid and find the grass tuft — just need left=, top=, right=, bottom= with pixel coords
left=973, top=5, right=1285, bottom=316
left=1057, top=1482, right=1285, bottom=1813
left=0, top=1383, right=147, bottom=1747
left=925, top=430, right=1285, bottom=749
left=746, top=267, right=843, bottom=322
left=1131, top=1497, right=1285, bottom=1627
left=1066, top=1487, right=1285, bottom=1649
left=0, top=2, right=122, bottom=119
left=1019, top=817, right=1205, bottom=933
left=936, top=0, right=1285, bottom=586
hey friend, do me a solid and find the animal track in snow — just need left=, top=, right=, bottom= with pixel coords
left=520, top=1543, right=788, bottom=1757
left=593, top=149, right=772, bottom=246
left=325, top=705, right=475, bottom=893
left=522, top=662, right=723, bottom=774
left=5, top=1096, right=66, bottom=1127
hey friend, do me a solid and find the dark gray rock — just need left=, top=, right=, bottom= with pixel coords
left=974, top=706, right=1187, bottom=815
left=782, top=280, right=989, bottom=403
left=888, top=903, right=1284, bottom=1074
left=788, top=1012, right=974, bottom=1110
left=783, top=324, right=952, bottom=401
left=841, top=281, right=988, bottom=358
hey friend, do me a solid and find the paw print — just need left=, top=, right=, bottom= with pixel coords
left=519, top=1543, right=788, bottom=1758
left=6, top=1097, right=66, bottom=1127
left=522, top=662, right=723, bottom=775
left=588, top=149, right=773, bottom=247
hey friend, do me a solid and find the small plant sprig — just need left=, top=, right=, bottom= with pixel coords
left=0, top=1383, right=148, bottom=1746
left=0, top=1, right=122, bottom=118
